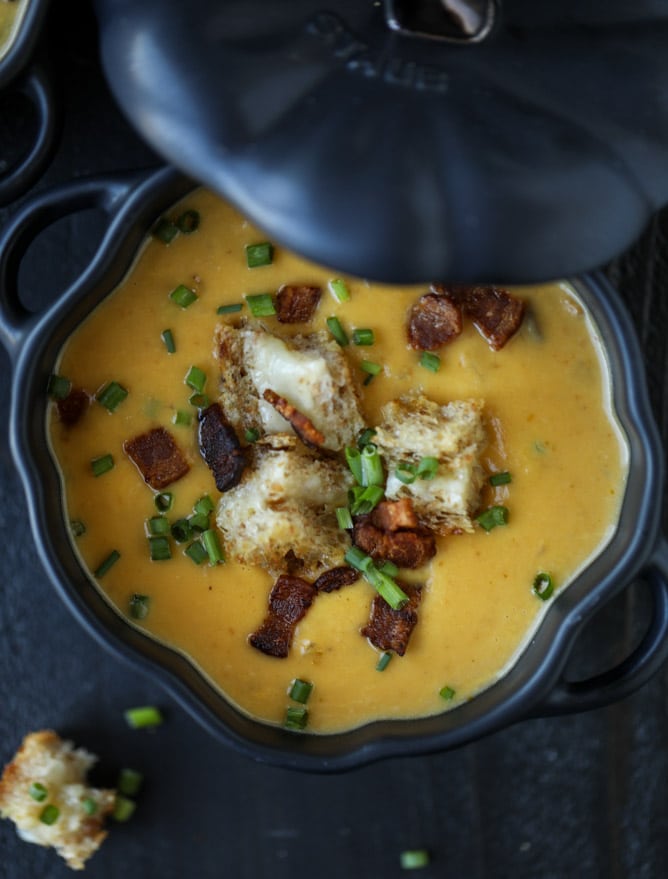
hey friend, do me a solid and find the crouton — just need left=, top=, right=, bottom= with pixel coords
left=216, top=433, right=353, bottom=577
left=0, top=730, right=115, bottom=871
left=214, top=324, right=365, bottom=451
left=374, top=394, right=486, bottom=534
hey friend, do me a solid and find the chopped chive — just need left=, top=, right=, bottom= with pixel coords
left=39, top=804, right=60, bottom=826
left=365, top=566, right=409, bottom=610
left=395, top=462, right=417, bottom=485
left=112, top=795, right=136, bottom=823
left=439, top=685, right=456, bottom=700
left=155, top=492, right=173, bottom=513
left=419, top=351, right=441, bottom=373
left=47, top=373, right=71, bottom=400
left=489, top=471, right=512, bottom=486
left=361, top=443, right=384, bottom=486
left=400, top=849, right=430, bottom=870
left=189, top=392, right=210, bottom=409
left=288, top=679, right=313, bottom=704
left=185, top=539, right=208, bottom=565
left=96, top=381, right=128, bottom=412
left=476, top=505, right=509, bottom=532
left=244, top=427, right=260, bottom=443
left=173, top=409, right=192, bottom=427
left=245, top=241, right=273, bottom=268
left=129, top=593, right=150, bottom=620
left=81, top=798, right=98, bottom=816
left=217, top=302, right=243, bottom=315
left=185, top=365, right=206, bottom=393
left=194, top=495, right=215, bottom=516
left=152, top=216, right=179, bottom=244
left=175, top=209, right=200, bottom=234
left=149, top=536, right=172, bottom=561
left=161, top=328, right=176, bottom=354
left=378, top=560, right=399, bottom=578
left=360, top=361, right=382, bottom=385
left=284, top=705, right=308, bottom=731
left=29, top=782, right=48, bottom=802
left=357, top=428, right=377, bottom=450
left=202, top=528, right=225, bottom=565
left=336, top=507, right=353, bottom=530
left=532, top=572, right=554, bottom=601
left=344, top=546, right=374, bottom=573
left=124, top=705, right=163, bottom=729
left=169, top=284, right=198, bottom=308
left=147, top=516, right=170, bottom=536
left=245, top=292, right=276, bottom=317
left=352, top=328, right=374, bottom=346
left=70, top=519, right=86, bottom=537
left=326, top=315, right=349, bottom=346
left=91, top=453, right=114, bottom=477
left=350, top=483, right=384, bottom=515
left=95, top=550, right=120, bottom=578
left=118, top=768, right=143, bottom=797
left=416, top=456, right=439, bottom=480
left=376, top=651, right=392, bottom=671
left=188, top=511, right=210, bottom=532
left=345, top=446, right=364, bottom=484
left=328, top=278, right=350, bottom=303
left=170, top=518, right=192, bottom=543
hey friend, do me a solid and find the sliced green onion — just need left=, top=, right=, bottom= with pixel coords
left=118, top=768, right=143, bottom=797
left=476, top=505, right=509, bottom=532
left=416, top=456, right=439, bottom=480
left=489, top=471, right=512, bottom=486
left=244, top=427, right=260, bottom=443
left=173, top=409, right=192, bottom=427
left=152, top=216, right=178, bottom=244
left=47, top=373, right=71, bottom=400
left=352, top=328, right=374, bottom=346
left=155, top=492, right=173, bottom=513
left=188, top=511, right=210, bottom=533
left=95, top=550, right=120, bottom=578
left=185, top=539, right=208, bottom=565
left=336, top=507, right=353, bottom=530
left=202, top=528, right=225, bottom=565
left=149, top=536, right=172, bottom=561
left=147, top=516, right=170, bottom=536
left=400, top=849, right=430, bottom=870
left=129, top=593, right=150, bottom=620
left=376, top=651, right=392, bottom=672
left=194, top=495, right=215, bottom=516
left=91, top=454, right=114, bottom=477
left=245, top=292, right=276, bottom=317
left=288, top=679, right=313, bottom=704
left=395, top=462, right=417, bottom=485
left=360, top=360, right=382, bottom=385
left=284, top=705, right=308, bottom=731
left=357, top=428, right=377, bottom=449
left=185, top=365, right=206, bottom=393
left=350, top=484, right=384, bottom=515
left=366, top=567, right=409, bottom=610
left=326, top=315, right=349, bottom=347
left=39, top=804, right=60, bottom=826
left=169, top=284, right=198, bottom=308
left=70, top=519, right=86, bottom=537
left=328, top=278, right=350, bottom=303
left=170, top=518, right=192, bottom=544
left=419, top=351, right=441, bottom=373
left=161, top=328, right=176, bottom=354
left=378, top=560, right=399, bottom=578
left=189, top=392, right=210, bottom=409
left=439, top=685, right=456, bottom=701
left=245, top=241, right=273, bottom=268
left=176, top=209, right=200, bottom=234
left=124, top=705, right=163, bottom=729
left=112, top=795, right=136, bottom=823
left=217, top=302, right=243, bottom=315
left=96, top=381, right=128, bottom=412
left=361, top=443, right=384, bottom=486
left=82, top=798, right=98, bottom=816
left=344, top=546, right=374, bottom=573
left=29, top=782, right=48, bottom=802
left=532, top=572, right=554, bottom=601
left=345, top=446, right=364, bottom=484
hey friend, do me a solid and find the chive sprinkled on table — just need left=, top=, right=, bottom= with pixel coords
left=124, top=705, right=163, bottom=729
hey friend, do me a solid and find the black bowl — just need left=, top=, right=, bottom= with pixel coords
left=1, top=166, right=667, bottom=771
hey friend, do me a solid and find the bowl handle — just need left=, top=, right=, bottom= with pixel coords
left=536, top=537, right=668, bottom=715
left=0, top=170, right=150, bottom=358
left=0, top=62, right=59, bottom=206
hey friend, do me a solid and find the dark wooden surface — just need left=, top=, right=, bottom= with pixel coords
left=1, top=4, right=667, bottom=878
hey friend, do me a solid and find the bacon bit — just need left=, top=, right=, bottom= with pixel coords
left=353, top=520, right=436, bottom=569
left=56, top=387, right=90, bottom=427
left=198, top=403, right=246, bottom=492
left=123, top=427, right=190, bottom=490
left=361, top=584, right=422, bottom=656
left=275, top=284, right=322, bottom=324
left=248, top=575, right=317, bottom=658
left=262, top=388, right=325, bottom=448
left=432, top=283, right=524, bottom=350
left=313, top=566, right=359, bottom=593
left=407, top=292, right=463, bottom=350
left=370, top=499, right=419, bottom=532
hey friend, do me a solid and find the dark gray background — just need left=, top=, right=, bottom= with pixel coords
left=1, top=3, right=667, bottom=877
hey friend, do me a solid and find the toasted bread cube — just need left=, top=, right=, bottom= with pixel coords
left=374, top=394, right=486, bottom=534
left=0, top=730, right=116, bottom=871
left=214, top=324, right=365, bottom=451
left=216, top=433, right=353, bottom=577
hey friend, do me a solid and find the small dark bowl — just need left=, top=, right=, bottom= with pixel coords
left=1, top=166, right=667, bottom=771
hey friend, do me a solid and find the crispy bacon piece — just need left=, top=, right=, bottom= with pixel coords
left=407, top=291, right=463, bottom=350
left=432, top=283, right=524, bottom=350
left=361, top=584, right=422, bottom=656
left=313, top=566, right=359, bottom=593
left=370, top=499, right=419, bottom=532
left=262, top=388, right=325, bottom=448
left=56, top=387, right=90, bottom=427
left=198, top=403, right=246, bottom=492
left=353, top=520, right=436, bottom=569
left=123, top=426, right=190, bottom=490
left=275, top=284, right=322, bottom=324
left=248, top=575, right=317, bottom=658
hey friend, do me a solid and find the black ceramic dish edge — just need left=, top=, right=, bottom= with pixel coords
left=0, top=166, right=667, bottom=772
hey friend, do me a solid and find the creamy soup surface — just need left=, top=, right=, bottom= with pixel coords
left=0, top=0, right=26, bottom=57
left=48, top=190, right=628, bottom=734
